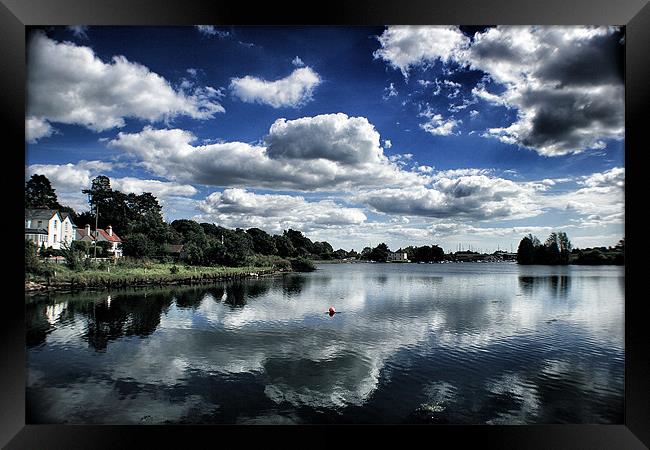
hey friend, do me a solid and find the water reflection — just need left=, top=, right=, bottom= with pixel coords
left=26, top=264, right=624, bottom=424
left=518, top=275, right=571, bottom=297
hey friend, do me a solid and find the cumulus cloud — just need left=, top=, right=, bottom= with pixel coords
left=26, top=32, right=224, bottom=139
left=229, top=67, right=321, bottom=108
left=292, top=56, right=305, bottom=67
left=111, top=177, right=198, bottom=197
left=265, top=113, right=383, bottom=164
left=373, top=26, right=469, bottom=77
left=356, top=174, right=541, bottom=221
left=195, top=188, right=366, bottom=233
left=26, top=117, right=56, bottom=143
left=107, top=114, right=427, bottom=191
left=376, top=26, right=624, bottom=156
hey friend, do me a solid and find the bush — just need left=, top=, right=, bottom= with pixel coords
left=273, top=258, right=292, bottom=271
left=289, top=257, right=316, bottom=272
left=25, top=241, right=41, bottom=274
left=170, top=265, right=179, bottom=274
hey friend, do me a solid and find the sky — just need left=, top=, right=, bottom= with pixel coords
left=24, top=25, right=625, bottom=253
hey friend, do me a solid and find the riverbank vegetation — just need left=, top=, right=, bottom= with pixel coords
left=517, top=233, right=624, bottom=265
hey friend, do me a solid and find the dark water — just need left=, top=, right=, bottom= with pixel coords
left=26, top=263, right=624, bottom=424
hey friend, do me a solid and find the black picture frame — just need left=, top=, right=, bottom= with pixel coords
left=2, top=0, right=648, bottom=448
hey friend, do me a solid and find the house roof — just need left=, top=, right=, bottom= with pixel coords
left=25, top=228, right=48, bottom=235
left=97, top=229, right=121, bottom=242
left=25, top=209, right=59, bottom=221
left=76, top=228, right=122, bottom=243
left=163, top=244, right=184, bottom=254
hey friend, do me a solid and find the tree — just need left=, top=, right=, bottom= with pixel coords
left=412, top=245, right=445, bottom=262
left=369, top=243, right=389, bottom=262
left=517, top=236, right=535, bottom=264
left=246, top=228, right=277, bottom=255
left=25, top=174, right=62, bottom=209
left=121, top=233, right=155, bottom=258
left=273, top=234, right=295, bottom=257
left=557, top=232, right=572, bottom=264
left=284, top=229, right=314, bottom=256
left=544, top=235, right=561, bottom=265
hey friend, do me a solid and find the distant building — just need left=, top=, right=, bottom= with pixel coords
left=76, top=224, right=123, bottom=257
left=163, top=244, right=185, bottom=260
left=25, top=209, right=76, bottom=249
left=387, top=251, right=408, bottom=262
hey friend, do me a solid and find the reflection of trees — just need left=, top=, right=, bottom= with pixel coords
left=279, top=275, right=307, bottom=296
left=174, top=288, right=206, bottom=309
left=77, top=292, right=173, bottom=351
left=224, top=283, right=246, bottom=307
left=245, top=280, right=271, bottom=299
left=26, top=303, right=52, bottom=348
left=518, top=276, right=570, bottom=297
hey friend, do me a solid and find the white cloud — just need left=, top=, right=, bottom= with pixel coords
left=292, top=56, right=305, bottom=67
left=229, top=67, right=321, bottom=108
left=373, top=26, right=470, bottom=77
left=195, top=188, right=366, bottom=234
left=383, top=82, right=398, bottom=100
left=541, top=167, right=624, bottom=217
left=383, top=139, right=392, bottom=149
left=195, top=25, right=230, bottom=38
left=356, top=174, right=541, bottom=221
left=26, top=117, right=56, bottom=143
left=265, top=113, right=383, bottom=164
left=67, top=25, right=88, bottom=39
left=419, top=108, right=460, bottom=136
left=107, top=115, right=427, bottom=191
left=111, top=177, right=198, bottom=197
left=26, top=32, right=224, bottom=138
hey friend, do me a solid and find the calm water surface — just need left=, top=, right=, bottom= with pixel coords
left=26, top=263, right=624, bottom=424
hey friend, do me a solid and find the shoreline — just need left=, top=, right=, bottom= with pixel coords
left=25, top=266, right=287, bottom=296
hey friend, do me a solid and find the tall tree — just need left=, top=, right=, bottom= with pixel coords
left=517, top=236, right=535, bottom=264
left=557, top=232, right=572, bottom=264
left=25, top=174, right=62, bottom=209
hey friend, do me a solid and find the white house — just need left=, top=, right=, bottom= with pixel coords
left=76, top=224, right=123, bottom=258
left=387, top=251, right=409, bottom=262
left=25, top=209, right=75, bottom=250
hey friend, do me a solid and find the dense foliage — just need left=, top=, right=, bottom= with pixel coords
left=517, top=232, right=572, bottom=265
left=516, top=233, right=623, bottom=265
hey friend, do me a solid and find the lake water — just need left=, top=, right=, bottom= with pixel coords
left=26, top=262, right=624, bottom=424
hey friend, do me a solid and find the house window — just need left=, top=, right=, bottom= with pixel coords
left=37, top=221, right=43, bottom=228
left=54, top=234, right=57, bottom=242
left=53, top=220, right=57, bottom=230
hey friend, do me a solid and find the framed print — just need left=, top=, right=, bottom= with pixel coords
left=2, top=0, right=649, bottom=448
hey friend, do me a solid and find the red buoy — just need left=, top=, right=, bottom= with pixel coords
left=328, top=306, right=336, bottom=315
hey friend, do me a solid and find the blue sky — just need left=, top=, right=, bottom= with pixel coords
left=25, top=25, right=625, bottom=252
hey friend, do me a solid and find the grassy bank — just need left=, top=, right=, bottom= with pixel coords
left=25, top=262, right=280, bottom=293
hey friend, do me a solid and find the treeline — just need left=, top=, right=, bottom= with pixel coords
left=570, top=239, right=624, bottom=265
left=517, top=232, right=624, bottom=265
left=356, top=243, right=445, bottom=262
